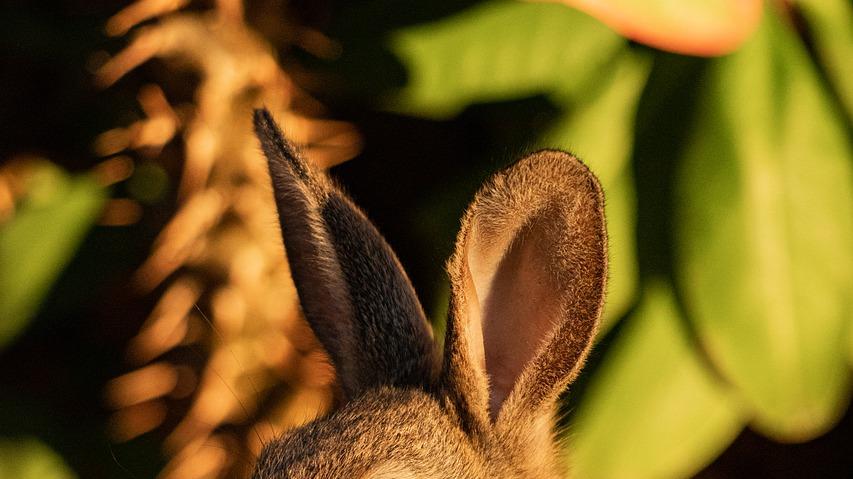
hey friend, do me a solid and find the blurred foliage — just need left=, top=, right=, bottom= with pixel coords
left=0, top=437, right=77, bottom=479
left=795, top=0, right=853, bottom=121
left=387, top=1, right=624, bottom=118
left=569, top=280, right=744, bottom=479
left=0, top=0, right=851, bottom=478
left=0, top=159, right=106, bottom=349
left=675, top=9, right=853, bottom=441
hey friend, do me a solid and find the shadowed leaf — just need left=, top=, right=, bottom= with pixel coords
left=387, top=0, right=624, bottom=118
left=0, top=163, right=105, bottom=349
left=568, top=281, right=744, bottom=479
left=795, top=0, right=853, bottom=122
left=675, top=8, right=853, bottom=441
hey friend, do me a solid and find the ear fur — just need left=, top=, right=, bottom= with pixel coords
left=253, top=108, right=437, bottom=400
left=442, top=150, right=607, bottom=432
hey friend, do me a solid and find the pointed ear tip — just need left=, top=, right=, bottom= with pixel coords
left=523, top=148, right=605, bottom=196
left=252, top=107, right=274, bottom=131
left=524, top=148, right=587, bottom=173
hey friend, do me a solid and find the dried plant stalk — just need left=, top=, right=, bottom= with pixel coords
left=99, top=2, right=360, bottom=478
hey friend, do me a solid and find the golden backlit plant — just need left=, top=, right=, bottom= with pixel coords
left=97, top=1, right=361, bottom=477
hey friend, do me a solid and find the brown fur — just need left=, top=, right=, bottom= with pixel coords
left=251, top=109, right=607, bottom=479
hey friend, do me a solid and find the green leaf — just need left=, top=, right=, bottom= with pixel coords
left=387, top=0, right=624, bottom=118
left=0, top=437, right=76, bottom=479
left=675, top=9, right=853, bottom=441
left=568, top=280, right=744, bottom=479
left=0, top=163, right=106, bottom=349
left=795, top=0, right=853, bottom=122
left=538, top=52, right=650, bottom=328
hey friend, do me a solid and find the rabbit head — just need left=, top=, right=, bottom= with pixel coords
left=251, top=108, right=607, bottom=479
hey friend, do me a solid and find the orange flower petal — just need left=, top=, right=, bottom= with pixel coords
left=539, top=0, right=763, bottom=56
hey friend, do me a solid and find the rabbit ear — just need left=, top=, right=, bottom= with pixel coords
left=442, top=150, right=607, bottom=431
left=253, top=108, right=437, bottom=401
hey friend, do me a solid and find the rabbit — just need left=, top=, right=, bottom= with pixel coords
left=251, top=107, right=607, bottom=479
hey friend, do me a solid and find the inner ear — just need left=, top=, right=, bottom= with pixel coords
left=469, top=210, right=562, bottom=416
left=442, top=149, right=607, bottom=431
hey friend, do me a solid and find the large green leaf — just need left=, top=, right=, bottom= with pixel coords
left=795, top=0, right=853, bottom=122
left=538, top=52, right=650, bottom=328
left=387, top=0, right=624, bottom=118
left=0, top=162, right=106, bottom=349
left=0, top=438, right=76, bottom=479
left=568, top=281, right=744, bottom=479
left=675, top=9, right=853, bottom=441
